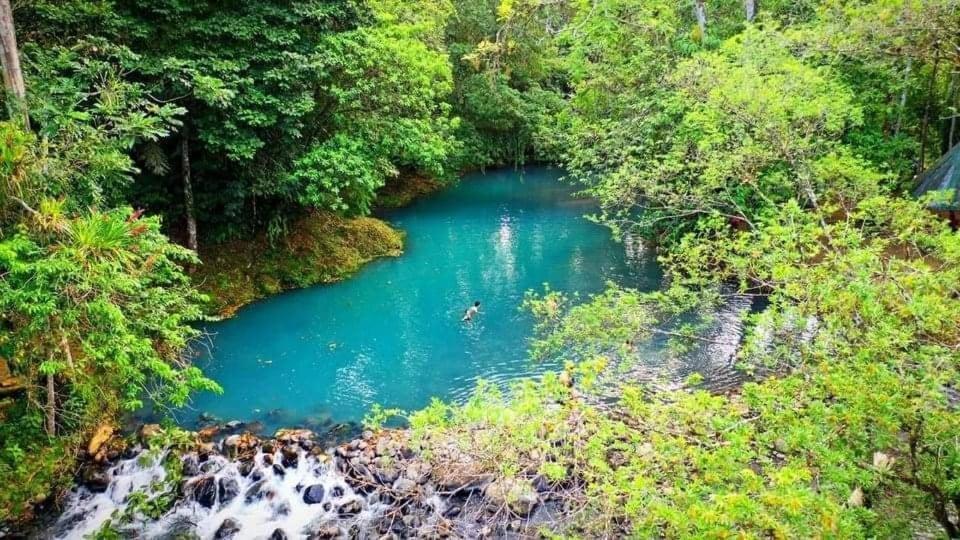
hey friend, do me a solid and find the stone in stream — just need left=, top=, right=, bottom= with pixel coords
left=484, top=477, right=540, bottom=516
left=237, top=459, right=255, bottom=477
left=218, top=477, right=240, bottom=504
left=214, top=518, right=241, bottom=539
left=281, top=444, right=299, bottom=468
left=244, top=479, right=267, bottom=503
left=181, top=454, right=200, bottom=477
left=392, top=477, right=417, bottom=496
left=302, top=484, right=325, bottom=504
left=191, top=475, right=217, bottom=508
left=269, top=529, right=288, bottom=540
left=224, top=420, right=243, bottom=431
left=337, top=499, right=362, bottom=517
left=272, top=463, right=286, bottom=476
left=80, top=465, right=111, bottom=493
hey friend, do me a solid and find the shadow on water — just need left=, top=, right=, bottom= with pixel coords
left=153, top=167, right=755, bottom=432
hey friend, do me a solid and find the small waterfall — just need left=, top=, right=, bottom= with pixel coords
left=49, top=438, right=450, bottom=539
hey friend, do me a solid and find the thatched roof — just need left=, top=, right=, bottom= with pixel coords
left=914, top=143, right=960, bottom=210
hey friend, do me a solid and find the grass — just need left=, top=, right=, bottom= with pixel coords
left=194, top=211, right=404, bottom=318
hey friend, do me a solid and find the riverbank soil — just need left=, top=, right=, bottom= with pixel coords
left=193, top=212, right=404, bottom=318
left=373, top=175, right=443, bottom=209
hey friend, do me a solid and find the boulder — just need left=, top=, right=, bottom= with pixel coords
left=302, top=484, right=325, bottom=505
left=484, top=477, right=540, bottom=516
left=81, top=465, right=110, bottom=493
left=244, top=479, right=267, bottom=503
left=214, top=518, right=241, bottom=539
left=218, top=477, right=240, bottom=505
left=392, top=477, right=417, bottom=496
left=269, top=529, right=288, bottom=540
left=198, top=425, right=220, bottom=441
left=181, top=455, right=200, bottom=477
left=275, top=428, right=314, bottom=445
left=224, top=420, right=243, bottom=431
left=87, top=424, right=114, bottom=457
left=281, top=445, right=299, bottom=468
left=403, top=461, right=432, bottom=484
left=191, top=475, right=217, bottom=508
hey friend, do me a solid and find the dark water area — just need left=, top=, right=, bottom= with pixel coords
left=171, top=167, right=749, bottom=432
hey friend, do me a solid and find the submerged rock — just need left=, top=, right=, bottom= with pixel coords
left=214, top=518, right=241, bottom=539
left=303, top=484, right=325, bottom=504
left=337, top=499, right=362, bottom=517
left=191, top=475, right=217, bottom=508
left=218, top=477, right=239, bottom=505
left=81, top=465, right=111, bottom=493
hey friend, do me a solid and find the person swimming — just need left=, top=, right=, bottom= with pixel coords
left=462, top=301, right=481, bottom=322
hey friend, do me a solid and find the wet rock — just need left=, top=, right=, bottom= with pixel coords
left=272, top=463, right=285, bottom=476
left=269, top=529, right=288, bottom=540
left=224, top=420, right=243, bottom=431
left=81, top=465, right=111, bottom=493
left=331, top=485, right=345, bottom=498
left=238, top=459, right=255, bottom=477
left=199, top=412, right=217, bottom=424
left=201, top=459, right=224, bottom=474
left=273, top=500, right=292, bottom=517
left=191, top=475, right=217, bottom=508
left=281, top=445, right=299, bottom=468
left=392, top=477, right=417, bottom=496
left=337, top=499, right=362, bottom=517
left=303, top=484, right=325, bottom=504
left=309, top=524, right=343, bottom=540
left=244, top=479, right=267, bottom=503
left=442, top=505, right=461, bottom=518
left=121, top=443, right=142, bottom=460
left=218, top=477, right=239, bottom=505
left=484, top=477, right=540, bottom=516
left=198, top=424, right=220, bottom=441
left=214, top=518, right=241, bottom=539
left=374, top=465, right=399, bottom=485
left=182, top=455, right=200, bottom=477
left=275, top=428, right=314, bottom=445
left=404, top=461, right=432, bottom=484
left=263, top=454, right=274, bottom=465
left=245, top=421, right=265, bottom=435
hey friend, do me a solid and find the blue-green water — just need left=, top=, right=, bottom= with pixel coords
left=180, top=167, right=742, bottom=431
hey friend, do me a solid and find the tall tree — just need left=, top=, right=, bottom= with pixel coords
left=0, top=0, right=26, bottom=123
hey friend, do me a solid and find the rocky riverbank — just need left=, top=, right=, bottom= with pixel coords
left=47, top=423, right=566, bottom=539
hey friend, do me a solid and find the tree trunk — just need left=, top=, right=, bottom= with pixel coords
left=0, top=0, right=26, bottom=123
left=45, top=372, right=56, bottom=436
left=181, top=125, right=198, bottom=253
left=893, top=58, right=912, bottom=136
left=949, top=71, right=958, bottom=149
left=694, top=1, right=707, bottom=39
left=918, top=50, right=942, bottom=175
left=744, top=0, right=756, bottom=22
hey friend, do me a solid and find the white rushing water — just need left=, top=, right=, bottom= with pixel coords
left=49, top=444, right=444, bottom=539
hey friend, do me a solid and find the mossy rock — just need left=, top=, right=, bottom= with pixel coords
left=194, top=211, right=404, bottom=318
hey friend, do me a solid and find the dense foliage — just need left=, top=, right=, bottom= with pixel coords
left=2, top=0, right=960, bottom=536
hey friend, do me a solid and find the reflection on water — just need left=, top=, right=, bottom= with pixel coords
left=172, top=167, right=753, bottom=432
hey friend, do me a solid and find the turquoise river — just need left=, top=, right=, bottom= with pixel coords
left=177, top=167, right=750, bottom=432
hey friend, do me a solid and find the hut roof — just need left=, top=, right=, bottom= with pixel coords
left=914, top=143, right=960, bottom=210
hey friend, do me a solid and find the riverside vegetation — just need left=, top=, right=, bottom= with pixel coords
left=1, top=0, right=960, bottom=538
